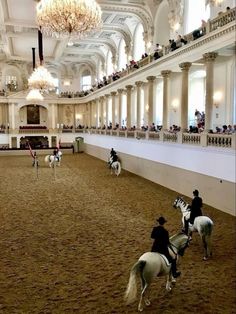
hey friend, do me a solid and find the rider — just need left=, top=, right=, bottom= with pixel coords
left=110, top=148, right=116, bottom=159
left=183, top=189, right=203, bottom=235
left=53, top=149, right=59, bottom=161
left=32, top=151, right=38, bottom=167
left=109, top=148, right=118, bottom=168
left=151, top=216, right=181, bottom=278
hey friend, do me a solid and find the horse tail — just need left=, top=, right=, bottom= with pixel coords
left=124, top=260, right=146, bottom=305
left=117, top=162, right=121, bottom=176
left=201, top=219, right=214, bottom=257
left=44, top=155, right=49, bottom=163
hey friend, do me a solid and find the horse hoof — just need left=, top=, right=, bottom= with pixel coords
left=203, top=256, right=208, bottom=261
left=138, top=307, right=143, bottom=312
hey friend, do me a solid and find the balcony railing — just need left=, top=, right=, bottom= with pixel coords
left=77, top=128, right=235, bottom=150
left=57, top=7, right=235, bottom=100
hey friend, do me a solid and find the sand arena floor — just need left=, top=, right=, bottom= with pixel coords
left=0, top=153, right=235, bottom=314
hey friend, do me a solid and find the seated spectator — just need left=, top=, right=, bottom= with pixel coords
left=153, top=50, right=161, bottom=60
left=193, top=29, right=201, bottom=40
left=176, top=35, right=187, bottom=48
left=222, top=125, right=228, bottom=133
left=227, top=125, right=233, bottom=133
left=170, top=39, right=177, bottom=51
left=142, top=53, right=148, bottom=59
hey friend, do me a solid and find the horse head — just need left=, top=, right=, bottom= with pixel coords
left=173, top=196, right=190, bottom=213
left=170, top=232, right=189, bottom=257
left=173, top=196, right=183, bottom=208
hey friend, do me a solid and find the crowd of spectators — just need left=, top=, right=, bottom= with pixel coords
left=210, top=124, right=236, bottom=134
left=59, top=7, right=233, bottom=100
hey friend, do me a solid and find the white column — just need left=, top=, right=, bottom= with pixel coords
left=135, top=81, right=143, bottom=129
left=203, top=52, right=218, bottom=132
left=161, top=70, right=171, bottom=130
left=126, top=85, right=133, bottom=129
left=111, top=91, right=117, bottom=128
left=147, top=76, right=156, bottom=127
left=117, top=89, right=124, bottom=128
left=105, top=94, right=110, bottom=128
left=179, top=62, right=192, bottom=131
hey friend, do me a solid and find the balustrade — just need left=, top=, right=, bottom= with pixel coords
left=182, top=133, right=201, bottom=145
left=207, top=134, right=232, bottom=148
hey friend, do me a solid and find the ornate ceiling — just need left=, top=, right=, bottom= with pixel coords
left=0, top=0, right=159, bottom=71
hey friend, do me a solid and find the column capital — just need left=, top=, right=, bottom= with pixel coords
left=105, top=94, right=110, bottom=99
left=99, top=96, right=105, bottom=101
left=110, top=91, right=117, bottom=96
left=135, top=81, right=144, bottom=87
left=161, top=70, right=171, bottom=78
left=125, top=85, right=133, bottom=90
left=203, top=52, right=218, bottom=62
left=117, top=88, right=124, bottom=94
left=146, top=76, right=156, bottom=82
left=179, top=62, right=192, bottom=71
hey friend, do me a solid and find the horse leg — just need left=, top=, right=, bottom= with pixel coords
left=138, top=282, right=148, bottom=312
left=205, top=234, right=212, bottom=258
left=166, top=273, right=172, bottom=291
left=202, top=235, right=208, bottom=260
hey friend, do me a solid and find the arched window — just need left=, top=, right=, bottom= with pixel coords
left=154, top=0, right=170, bottom=46
left=5, top=75, right=17, bottom=92
left=81, top=70, right=91, bottom=91
left=185, top=0, right=210, bottom=33
left=118, top=38, right=126, bottom=71
left=133, top=23, right=145, bottom=61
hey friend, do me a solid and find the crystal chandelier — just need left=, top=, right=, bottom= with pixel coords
left=36, top=0, right=103, bottom=40
left=28, top=65, right=55, bottom=92
left=27, top=31, right=55, bottom=93
left=26, top=89, right=44, bottom=102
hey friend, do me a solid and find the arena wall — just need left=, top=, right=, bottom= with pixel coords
left=82, top=135, right=235, bottom=216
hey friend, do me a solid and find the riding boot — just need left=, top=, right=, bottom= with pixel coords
left=171, top=259, right=181, bottom=278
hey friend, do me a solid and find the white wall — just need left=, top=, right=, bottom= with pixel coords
left=81, top=134, right=235, bottom=183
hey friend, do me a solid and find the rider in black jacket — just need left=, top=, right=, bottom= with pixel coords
left=184, top=189, right=203, bottom=235
left=151, top=216, right=181, bottom=278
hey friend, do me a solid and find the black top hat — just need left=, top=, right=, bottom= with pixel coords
left=157, top=216, right=167, bottom=225
left=193, top=189, right=199, bottom=196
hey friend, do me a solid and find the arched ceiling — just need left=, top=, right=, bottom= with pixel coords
left=0, top=0, right=156, bottom=71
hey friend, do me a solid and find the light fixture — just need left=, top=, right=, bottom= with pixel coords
left=213, top=91, right=222, bottom=108
left=172, top=99, right=179, bottom=112
left=26, top=89, right=44, bottom=102
left=36, top=0, right=103, bottom=41
left=28, top=66, right=55, bottom=91
left=28, top=30, right=55, bottom=93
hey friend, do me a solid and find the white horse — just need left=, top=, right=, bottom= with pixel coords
left=108, top=157, right=121, bottom=176
left=173, top=196, right=213, bottom=260
left=124, top=233, right=189, bottom=312
left=44, top=151, right=62, bottom=168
